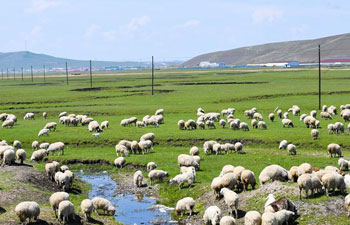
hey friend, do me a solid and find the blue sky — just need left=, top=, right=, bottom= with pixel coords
left=0, top=0, right=349, bottom=61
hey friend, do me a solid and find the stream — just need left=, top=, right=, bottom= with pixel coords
left=78, top=172, right=174, bottom=225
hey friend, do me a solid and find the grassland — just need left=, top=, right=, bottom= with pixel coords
left=0, top=67, right=350, bottom=224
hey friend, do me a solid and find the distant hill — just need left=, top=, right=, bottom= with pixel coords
left=0, top=51, right=153, bottom=70
left=182, top=33, right=350, bottom=67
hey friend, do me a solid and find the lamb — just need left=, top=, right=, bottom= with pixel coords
left=47, top=142, right=65, bottom=155
left=58, top=200, right=75, bottom=222
left=297, top=174, right=313, bottom=199
left=261, top=212, right=277, bottom=225
left=211, top=177, right=224, bottom=199
left=24, top=112, right=35, bottom=120
left=220, top=216, right=236, bottom=225
left=274, top=209, right=295, bottom=225
left=175, top=197, right=195, bottom=216
left=220, top=188, right=239, bottom=218
left=297, top=163, right=312, bottom=177
left=264, top=197, right=297, bottom=214
left=148, top=169, right=169, bottom=185
left=219, top=119, right=226, bottom=128
left=178, top=154, right=199, bottom=170
left=30, top=149, right=47, bottom=161
left=203, top=206, right=221, bottom=225
left=321, top=172, right=346, bottom=196
left=2, top=119, right=15, bottom=128
left=345, top=194, right=350, bottom=217
left=259, top=165, right=289, bottom=185
left=81, top=199, right=94, bottom=221
left=269, top=113, right=275, bottom=122
left=265, top=194, right=276, bottom=208
left=49, top=192, right=70, bottom=217
left=2, top=149, right=15, bottom=166
left=88, top=121, right=102, bottom=132
left=328, top=143, right=342, bottom=158
left=338, top=158, right=349, bottom=171
left=114, top=157, right=126, bottom=168
left=38, top=128, right=49, bottom=137
left=101, top=121, right=109, bottom=130
left=311, top=129, right=319, bottom=140
left=190, top=146, right=200, bottom=156
left=92, top=197, right=116, bottom=216
left=178, top=120, right=185, bottom=130
left=258, top=121, right=267, bottom=129
left=240, top=122, right=250, bottom=131
left=244, top=211, right=262, bottom=225
left=286, top=144, right=296, bottom=155
left=45, top=122, right=57, bottom=131
left=147, top=162, right=157, bottom=171
left=133, top=170, right=143, bottom=187
left=140, top=132, right=155, bottom=142
left=13, top=140, right=21, bottom=148
left=278, top=140, right=288, bottom=150
left=16, top=149, right=26, bottom=164
left=32, top=141, right=39, bottom=150
left=170, top=172, right=195, bottom=189
left=282, top=119, right=293, bottom=128
left=43, top=112, right=47, bottom=119
left=15, top=201, right=40, bottom=224
left=241, top=169, right=256, bottom=191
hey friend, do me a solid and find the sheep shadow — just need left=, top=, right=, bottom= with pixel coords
left=13, top=162, right=33, bottom=167
left=86, top=217, right=103, bottom=225
left=0, top=207, right=6, bottom=214
left=69, top=187, right=82, bottom=195
left=236, top=209, right=246, bottom=219
left=26, top=219, right=50, bottom=225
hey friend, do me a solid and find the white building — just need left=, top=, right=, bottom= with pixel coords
left=199, top=61, right=219, bottom=67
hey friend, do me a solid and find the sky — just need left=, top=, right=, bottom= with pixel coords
left=0, top=0, right=349, bottom=61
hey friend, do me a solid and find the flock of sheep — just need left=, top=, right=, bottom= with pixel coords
left=1, top=102, right=350, bottom=225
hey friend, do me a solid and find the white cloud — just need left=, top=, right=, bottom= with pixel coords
left=103, top=30, right=117, bottom=41
left=125, top=16, right=150, bottom=32
left=26, top=0, right=61, bottom=13
left=174, top=19, right=200, bottom=29
left=252, top=8, right=283, bottom=24
left=84, top=24, right=99, bottom=38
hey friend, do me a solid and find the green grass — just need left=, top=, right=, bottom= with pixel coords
left=1, top=67, right=350, bottom=224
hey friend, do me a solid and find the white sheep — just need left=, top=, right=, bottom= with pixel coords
left=81, top=199, right=94, bottom=221
left=55, top=172, right=71, bottom=191
left=170, top=172, right=195, bottom=189
left=321, top=172, right=346, bottom=196
left=258, top=121, right=267, bottom=129
left=24, top=112, right=35, bottom=120
left=345, top=194, right=350, bottom=217
left=148, top=169, right=169, bottom=185
left=282, top=119, right=293, bottom=128
left=220, top=188, right=239, bottom=218
left=133, top=170, right=143, bottom=187
left=297, top=163, right=312, bottom=177
left=261, top=212, right=277, bottom=225
left=220, top=216, right=236, bottom=225
left=115, top=144, right=129, bottom=157
left=40, top=142, right=50, bottom=149
left=32, top=141, right=39, bottom=150
left=178, top=120, right=185, bottom=130
left=114, top=157, right=126, bottom=168
left=328, top=143, right=342, bottom=158
left=60, top=165, right=69, bottom=172
left=311, top=129, right=319, bottom=140
left=175, top=197, right=195, bottom=216
left=338, top=158, right=349, bottom=171
left=203, top=206, right=221, bottom=225
left=287, top=144, right=296, bottom=155
left=259, top=165, right=289, bottom=185
left=219, top=119, right=226, bottom=128
left=45, top=122, right=57, bottom=131
left=277, top=109, right=282, bottom=119
left=2, top=119, right=15, bottom=128
left=269, top=113, right=275, bottom=122
left=58, top=200, right=75, bottom=222
left=240, top=122, right=250, bottom=131
left=328, top=124, right=336, bottom=134
left=2, top=149, right=15, bottom=166
left=278, top=140, right=288, bottom=150
left=211, top=177, right=224, bottom=199
left=49, top=192, right=70, bottom=217
left=220, top=165, right=235, bottom=177
left=47, top=142, right=65, bottom=155
left=190, top=146, right=200, bottom=156
left=30, top=149, right=47, bottom=161
left=16, top=149, right=26, bottom=164
left=45, top=161, right=60, bottom=180
left=88, top=121, right=102, bottom=132
left=13, top=140, right=21, bottom=149
left=241, top=169, right=256, bottom=191
left=140, top=132, right=155, bottom=142
left=300, top=114, right=307, bottom=121
left=64, top=170, right=74, bottom=186
left=43, top=112, right=47, bottom=119
left=274, top=209, right=295, bottom=225
left=244, top=211, right=262, bottom=225
left=101, top=121, right=109, bottom=130
left=178, top=154, right=199, bottom=170
left=206, top=120, right=216, bottom=129
left=92, top=197, right=116, bottom=216
left=213, top=143, right=222, bottom=155
left=147, top=162, right=157, bottom=171
left=15, top=201, right=40, bottom=224
left=265, top=194, right=275, bottom=209
left=38, top=128, right=49, bottom=137
left=251, top=119, right=258, bottom=129
left=138, top=140, right=153, bottom=154
left=297, top=174, right=313, bottom=199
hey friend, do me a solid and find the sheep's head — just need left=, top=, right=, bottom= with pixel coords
left=108, top=205, right=116, bottom=216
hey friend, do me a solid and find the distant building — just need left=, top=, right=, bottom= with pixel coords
left=321, top=58, right=350, bottom=65
left=265, top=61, right=299, bottom=67
left=199, top=61, right=219, bottom=67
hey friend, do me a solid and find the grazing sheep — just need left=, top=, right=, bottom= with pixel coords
left=287, top=144, right=296, bottom=155
left=15, top=201, right=40, bottom=224
left=45, top=122, right=57, bottom=131
left=58, top=112, right=67, bottom=118
left=140, top=132, right=155, bottom=142
left=16, top=149, right=26, bottom=164
left=259, top=165, right=289, bottom=185
left=300, top=114, right=307, bottom=121
left=278, top=140, right=288, bottom=150
left=32, top=141, right=39, bottom=150
left=297, top=163, right=312, bottom=177
left=297, top=174, right=313, bottom=199
left=220, top=188, right=239, bottom=218
left=264, top=197, right=297, bottom=214
left=244, top=211, right=262, bottom=225
left=114, top=157, right=126, bottom=168
left=222, top=172, right=239, bottom=190
left=138, top=140, right=153, bottom=154
left=101, top=121, right=109, bottom=130
left=328, top=143, right=342, bottom=158
left=274, top=209, right=295, bottom=225
left=277, top=110, right=282, bottom=119
left=43, top=112, right=47, bottom=119
left=133, top=170, right=143, bottom=187
left=147, top=162, right=157, bottom=171
left=234, top=142, right=243, bottom=154
left=60, top=165, right=69, bottom=172
left=49, top=192, right=70, bottom=218
left=310, top=110, right=317, bottom=118
left=241, top=169, right=256, bottom=191
left=203, top=206, right=221, bottom=225
left=321, top=172, right=346, bottom=196
left=265, top=194, right=276, bottom=208
left=203, top=140, right=218, bottom=154
left=38, top=128, right=49, bottom=137
left=47, top=142, right=65, bottom=155
left=0, top=145, right=13, bottom=160
left=190, top=146, right=200, bottom=156
left=258, top=121, right=267, bottom=129
left=2, top=149, right=15, bottom=166
left=311, top=175, right=323, bottom=195
left=88, top=121, right=102, bottom=132
left=184, top=119, right=197, bottom=130
left=136, top=121, right=145, bottom=128
left=92, top=197, right=116, bottom=216
left=240, top=122, right=250, bottom=131
left=148, top=170, right=169, bottom=185
left=261, top=212, right=277, bottom=225
left=220, top=165, right=235, bottom=177
left=269, top=113, right=275, bottom=122
left=81, top=199, right=94, bottom=221
left=64, top=170, right=74, bottom=186
left=345, top=194, right=350, bottom=217
left=338, top=158, right=349, bottom=171
left=55, top=172, right=71, bottom=191
left=251, top=119, right=258, bottom=129
left=45, top=161, right=60, bottom=181
left=219, top=119, right=226, bottom=128
left=178, top=120, right=185, bottom=130
left=30, top=149, right=47, bottom=161
left=213, top=143, right=222, bottom=155
left=2, top=119, right=15, bottom=128
left=220, top=216, right=236, bottom=225
left=289, top=166, right=299, bottom=182
left=320, top=112, right=332, bottom=120
left=198, top=121, right=205, bottom=129
left=170, top=172, right=195, bottom=189
left=175, top=197, right=195, bottom=216
left=283, top=112, right=288, bottom=119
left=282, top=119, right=293, bottom=128
left=58, top=200, right=75, bottom=223
left=13, top=140, right=21, bottom=149
left=206, top=120, right=216, bottom=129
left=211, top=177, right=224, bottom=199
left=335, top=122, right=345, bottom=134
left=311, top=129, right=319, bottom=140
left=115, top=144, right=129, bottom=157
left=253, top=112, right=263, bottom=121
left=178, top=154, right=199, bottom=170
left=24, top=112, right=35, bottom=120
left=40, top=142, right=50, bottom=149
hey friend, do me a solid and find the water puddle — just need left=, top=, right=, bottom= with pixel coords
left=78, top=172, right=174, bottom=225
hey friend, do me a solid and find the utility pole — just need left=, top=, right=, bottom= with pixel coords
left=89, top=60, right=92, bottom=88
left=31, top=66, right=33, bottom=82
left=13, top=68, right=15, bottom=80
left=43, top=65, right=46, bottom=83
left=318, top=45, right=321, bottom=110
left=65, top=62, right=69, bottom=85
left=21, top=67, right=24, bottom=81
left=151, top=56, right=154, bottom=95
